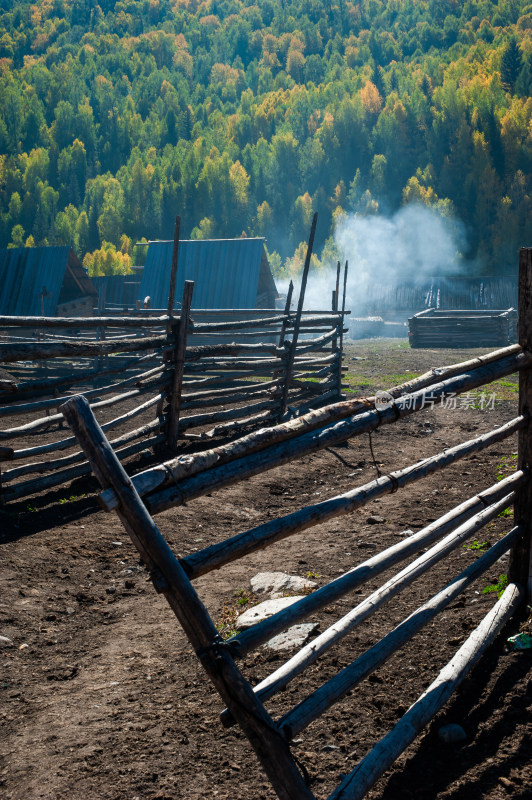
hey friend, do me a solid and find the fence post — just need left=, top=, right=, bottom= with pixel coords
left=509, top=247, right=532, bottom=600
left=338, top=260, right=349, bottom=397
left=280, top=212, right=317, bottom=416
left=168, top=280, right=194, bottom=451
left=167, top=215, right=181, bottom=317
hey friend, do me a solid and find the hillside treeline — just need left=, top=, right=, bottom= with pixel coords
left=0, top=0, right=530, bottom=276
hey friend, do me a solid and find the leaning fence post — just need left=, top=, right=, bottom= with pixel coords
left=168, top=280, right=194, bottom=450
left=280, top=212, right=317, bottom=416
left=509, top=247, right=532, bottom=600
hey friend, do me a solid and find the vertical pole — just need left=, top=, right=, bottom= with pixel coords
left=509, top=247, right=532, bottom=600
left=331, top=288, right=339, bottom=398
left=168, top=280, right=194, bottom=450
left=159, top=216, right=182, bottom=441
left=167, top=215, right=181, bottom=318
left=335, top=260, right=341, bottom=311
left=273, top=280, right=294, bottom=391
left=280, top=212, right=317, bottom=416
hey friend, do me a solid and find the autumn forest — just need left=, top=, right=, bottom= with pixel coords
left=0, top=0, right=530, bottom=277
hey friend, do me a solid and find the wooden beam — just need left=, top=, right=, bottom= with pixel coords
left=510, top=247, right=532, bottom=600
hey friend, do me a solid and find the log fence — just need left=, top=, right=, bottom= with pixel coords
left=0, top=277, right=347, bottom=504
left=60, top=248, right=532, bottom=799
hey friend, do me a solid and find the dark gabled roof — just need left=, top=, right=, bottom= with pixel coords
left=0, top=246, right=96, bottom=316
left=139, top=238, right=274, bottom=309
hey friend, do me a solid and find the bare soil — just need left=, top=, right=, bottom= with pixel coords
left=1, top=339, right=531, bottom=800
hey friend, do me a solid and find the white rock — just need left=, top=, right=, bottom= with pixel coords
left=0, top=635, right=13, bottom=647
left=265, top=623, right=319, bottom=651
left=236, top=596, right=305, bottom=629
left=250, top=571, right=317, bottom=599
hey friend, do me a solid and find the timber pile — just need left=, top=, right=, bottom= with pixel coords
left=58, top=249, right=532, bottom=800
left=409, top=308, right=517, bottom=348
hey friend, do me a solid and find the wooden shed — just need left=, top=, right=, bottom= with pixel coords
left=408, top=308, right=517, bottom=348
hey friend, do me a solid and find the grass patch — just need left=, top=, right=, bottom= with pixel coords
left=463, top=539, right=488, bottom=551
left=482, top=573, right=508, bottom=599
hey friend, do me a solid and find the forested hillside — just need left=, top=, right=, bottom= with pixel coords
left=0, top=0, right=530, bottom=276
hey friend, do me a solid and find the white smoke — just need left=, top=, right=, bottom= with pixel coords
left=286, top=205, right=468, bottom=315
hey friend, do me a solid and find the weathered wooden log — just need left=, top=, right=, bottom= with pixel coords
left=0, top=315, right=171, bottom=328
left=178, top=420, right=526, bottom=581
left=182, top=353, right=338, bottom=372
left=60, top=394, right=314, bottom=800
left=2, top=433, right=166, bottom=501
left=279, top=526, right=521, bottom=740
left=328, top=581, right=523, bottom=800
left=182, top=378, right=281, bottom=402
left=389, top=343, right=522, bottom=398
left=0, top=335, right=169, bottom=363
left=180, top=385, right=280, bottom=411
left=175, top=398, right=278, bottom=431
left=189, top=314, right=341, bottom=334
left=509, top=248, right=532, bottom=599
left=145, top=351, right=531, bottom=515
left=289, top=327, right=338, bottom=354
left=191, top=314, right=288, bottom=332
left=238, top=489, right=517, bottom=700
left=185, top=341, right=286, bottom=361
left=168, top=280, right=193, bottom=449
left=204, top=409, right=279, bottom=439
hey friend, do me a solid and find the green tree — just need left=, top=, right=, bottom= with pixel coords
left=500, top=37, right=522, bottom=92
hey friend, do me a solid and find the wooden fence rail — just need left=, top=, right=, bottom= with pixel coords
left=58, top=247, right=532, bottom=800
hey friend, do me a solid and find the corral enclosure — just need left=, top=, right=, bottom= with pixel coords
left=1, top=254, right=531, bottom=800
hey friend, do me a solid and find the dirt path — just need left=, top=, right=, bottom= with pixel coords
left=1, top=339, right=531, bottom=800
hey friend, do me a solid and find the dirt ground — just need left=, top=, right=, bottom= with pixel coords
left=1, top=338, right=531, bottom=800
